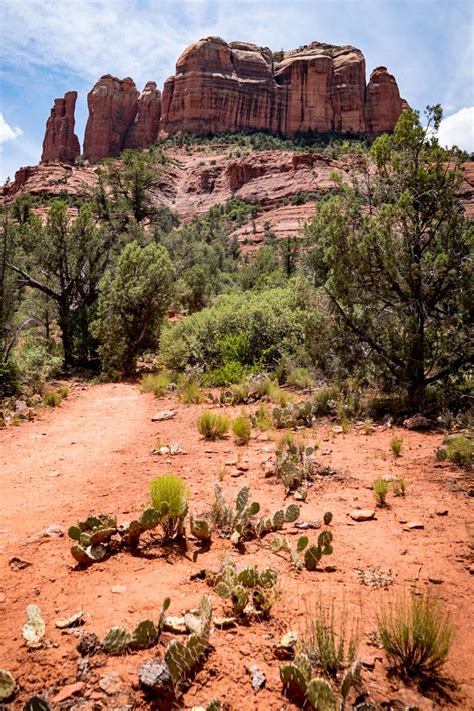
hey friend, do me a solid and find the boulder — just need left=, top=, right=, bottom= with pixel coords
left=41, top=91, right=80, bottom=164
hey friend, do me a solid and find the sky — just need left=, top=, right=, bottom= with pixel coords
left=0, top=0, right=473, bottom=183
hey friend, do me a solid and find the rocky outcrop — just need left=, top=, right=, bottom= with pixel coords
left=161, top=37, right=405, bottom=138
left=365, top=66, right=405, bottom=133
left=83, top=75, right=140, bottom=162
left=124, top=81, right=162, bottom=150
left=41, top=91, right=80, bottom=164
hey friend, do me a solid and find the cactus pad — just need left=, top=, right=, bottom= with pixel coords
left=0, top=669, right=15, bottom=700
left=22, top=604, right=45, bottom=647
left=103, top=626, right=130, bottom=655
left=130, top=620, right=158, bottom=650
left=305, top=677, right=336, bottom=710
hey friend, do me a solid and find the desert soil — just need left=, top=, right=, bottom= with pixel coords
left=0, top=382, right=473, bottom=710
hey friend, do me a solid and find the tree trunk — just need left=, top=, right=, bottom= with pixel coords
left=58, top=306, right=74, bottom=367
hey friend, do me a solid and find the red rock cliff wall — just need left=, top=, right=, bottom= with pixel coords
left=41, top=91, right=80, bottom=164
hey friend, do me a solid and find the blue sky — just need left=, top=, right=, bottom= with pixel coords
left=0, top=0, right=473, bottom=183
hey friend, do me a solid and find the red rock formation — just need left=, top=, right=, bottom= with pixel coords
left=83, top=75, right=139, bottom=162
left=161, top=38, right=404, bottom=137
left=365, top=66, right=405, bottom=133
left=124, top=81, right=161, bottom=150
left=41, top=91, right=80, bottom=164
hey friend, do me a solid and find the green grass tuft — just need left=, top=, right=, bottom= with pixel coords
left=373, top=478, right=389, bottom=507
left=140, top=373, right=171, bottom=398
left=197, top=411, right=230, bottom=440
left=232, top=412, right=252, bottom=445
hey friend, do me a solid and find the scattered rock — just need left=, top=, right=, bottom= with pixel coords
left=435, top=508, right=448, bottom=516
left=275, top=631, right=298, bottom=659
left=321, top=448, right=332, bottom=455
left=360, top=656, right=377, bottom=670
left=52, top=681, right=85, bottom=703
left=295, top=521, right=321, bottom=530
left=77, top=632, right=100, bottom=656
left=225, top=459, right=238, bottom=466
left=98, top=673, right=123, bottom=695
left=111, top=585, right=127, bottom=594
left=151, top=409, right=175, bottom=422
left=214, top=616, right=237, bottom=629
left=236, top=462, right=249, bottom=471
left=331, top=425, right=344, bottom=434
left=247, top=664, right=266, bottom=691
left=55, top=611, right=84, bottom=629
left=294, top=490, right=307, bottom=501
left=403, top=414, right=431, bottom=430
left=428, top=577, right=444, bottom=584
left=350, top=509, right=375, bottom=522
left=138, top=659, right=174, bottom=697
left=9, top=556, right=32, bottom=570
left=405, top=521, right=424, bottom=530
left=164, top=616, right=188, bottom=633
left=28, top=524, right=64, bottom=541
left=230, top=470, right=244, bottom=478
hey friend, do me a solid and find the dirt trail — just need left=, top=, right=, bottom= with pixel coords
left=0, top=383, right=473, bottom=709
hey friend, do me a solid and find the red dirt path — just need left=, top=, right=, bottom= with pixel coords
left=0, top=382, right=473, bottom=709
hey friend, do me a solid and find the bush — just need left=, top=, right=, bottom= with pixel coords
left=159, top=288, right=307, bottom=377
left=140, top=373, right=170, bottom=398
left=149, top=474, right=189, bottom=540
left=312, top=384, right=340, bottom=416
left=390, top=435, right=403, bottom=458
left=15, top=339, right=62, bottom=395
left=254, top=404, right=272, bottom=431
left=197, top=411, right=230, bottom=440
left=179, top=380, right=205, bottom=404
left=43, top=390, right=63, bottom=407
left=373, top=478, right=389, bottom=507
left=232, top=413, right=252, bottom=445
left=446, top=436, right=473, bottom=468
left=392, top=477, right=407, bottom=497
left=267, top=383, right=293, bottom=407
left=377, top=591, right=453, bottom=683
left=286, top=367, right=314, bottom=390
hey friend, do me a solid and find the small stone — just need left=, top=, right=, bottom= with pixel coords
left=151, top=409, right=175, bottom=422
left=52, top=681, right=84, bottom=703
left=55, top=611, right=84, bottom=628
left=225, top=459, right=237, bottom=466
left=230, top=470, right=244, bottom=478
left=405, top=521, right=424, bottom=530
left=276, top=630, right=298, bottom=658
left=138, top=659, right=174, bottom=696
left=213, top=616, right=236, bottom=629
left=428, top=577, right=444, bottom=584
left=247, top=664, right=266, bottom=691
left=435, top=509, right=448, bottom=516
left=111, top=585, right=127, bottom=594
left=403, top=414, right=431, bottom=430
left=321, top=448, right=332, bottom=455
left=361, top=656, right=377, bottom=670
left=294, top=490, right=307, bottom=501
left=98, top=673, right=123, bottom=695
left=9, top=556, right=32, bottom=570
left=295, top=520, right=321, bottom=530
left=331, top=425, right=343, bottom=434
left=350, top=509, right=375, bottom=522
left=77, top=631, right=100, bottom=656
left=236, top=462, right=249, bottom=471
left=469, top=564, right=474, bottom=575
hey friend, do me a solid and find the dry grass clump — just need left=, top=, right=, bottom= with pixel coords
left=197, top=411, right=230, bottom=440
left=140, top=372, right=170, bottom=398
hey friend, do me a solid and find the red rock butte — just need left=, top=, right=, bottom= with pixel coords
left=41, top=37, right=407, bottom=164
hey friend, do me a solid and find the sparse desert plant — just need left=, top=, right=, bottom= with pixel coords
left=150, top=474, right=189, bottom=540
left=301, top=598, right=359, bottom=676
left=272, top=400, right=313, bottom=429
left=390, top=435, right=403, bottom=458
left=232, top=412, right=252, bottom=445
left=179, top=380, right=205, bottom=404
left=446, top=435, right=473, bottom=468
left=197, top=411, right=230, bottom=440
left=363, top=417, right=373, bottom=435
left=312, top=384, right=340, bottom=416
left=253, top=403, right=272, bottom=431
left=57, top=385, right=70, bottom=399
left=392, top=477, right=407, bottom=497
left=43, top=388, right=67, bottom=407
left=140, top=372, right=171, bottom=398
left=377, top=590, right=454, bottom=683
left=271, top=529, right=333, bottom=572
left=286, top=367, right=314, bottom=391
left=268, top=383, right=293, bottom=407
left=373, top=478, right=389, bottom=506
left=273, top=435, right=316, bottom=494
left=210, top=484, right=260, bottom=544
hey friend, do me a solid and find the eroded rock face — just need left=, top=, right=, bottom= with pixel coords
left=161, top=37, right=404, bottom=137
left=365, top=66, right=405, bottom=134
left=41, top=91, right=80, bottom=164
left=83, top=75, right=140, bottom=162
left=124, top=81, right=162, bottom=150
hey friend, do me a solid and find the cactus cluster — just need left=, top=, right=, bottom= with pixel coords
left=271, top=526, right=334, bottom=571
left=0, top=669, right=15, bottom=701
left=189, top=515, right=212, bottom=543
left=22, top=604, right=46, bottom=647
left=273, top=401, right=313, bottom=429
left=68, top=508, right=163, bottom=564
left=102, top=597, right=170, bottom=655
left=211, top=560, right=279, bottom=618
left=280, top=654, right=361, bottom=709
left=254, top=503, right=300, bottom=537
left=163, top=595, right=213, bottom=688
left=211, top=483, right=260, bottom=545
left=273, top=439, right=316, bottom=494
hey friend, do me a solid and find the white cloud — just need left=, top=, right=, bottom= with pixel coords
left=436, top=107, right=474, bottom=153
left=0, top=113, right=23, bottom=144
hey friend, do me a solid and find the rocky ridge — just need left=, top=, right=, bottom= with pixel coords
left=40, top=36, right=407, bottom=164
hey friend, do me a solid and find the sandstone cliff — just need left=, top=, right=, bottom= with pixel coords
left=160, top=38, right=405, bottom=138
left=41, top=91, right=80, bottom=164
left=124, top=81, right=162, bottom=150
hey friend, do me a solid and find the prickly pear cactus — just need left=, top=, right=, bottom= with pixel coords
left=139, top=508, right=162, bottom=531
left=323, top=511, right=333, bottom=526
left=237, top=566, right=258, bottom=588
left=230, top=585, right=248, bottom=614
left=258, top=567, right=278, bottom=588
left=0, top=669, right=15, bottom=700
left=305, top=677, right=336, bottom=710
left=304, top=544, right=322, bottom=571
left=284, top=503, right=300, bottom=523
left=280, top=663, right=308, bottom=700
left=22, top=696, right=52, bottom=711
left=165, top=639, right=190, bottom=685
left=102, top=626, right=131, bottom=655
left=130, top=620, right=158, bottom=650
left=340, top=660, right=361, bottom=700
left=190, top=516, right=212, bottom=542
left=22, top=604, right=45, bottom=647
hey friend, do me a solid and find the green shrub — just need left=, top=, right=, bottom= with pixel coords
left=232, top=413, right=252, bottom=445
left=373, top=478, right=389, bottom=507
left=286, top=367, right=314, bottom=390
left=140, top=373, right=171, bottom=398
left=254, top=404, right=272, bottom=431
left=392, top=477, right=407, bottom=497
left=197, top=411, right=230, bottom=440
left=446, top=436, right=473, bottom=468
left=149, top=474, right=189, bottom=540
left=15, top=339, right=62, bottom=395
left=267, top=383, right=293, bottom=407
left=390, top=435, right=403, bottom=458
left=43, top=390, right=62, bottom=407
left=312, top=384, right=340, bottom=416
left=205, top=361, right=252, bottom=387
left=377, top=591, right=453, bottom=682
